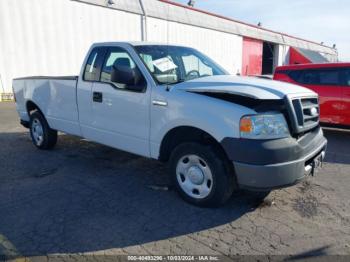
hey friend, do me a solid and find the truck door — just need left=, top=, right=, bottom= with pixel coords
left=83, top=46, right=151, bottom=157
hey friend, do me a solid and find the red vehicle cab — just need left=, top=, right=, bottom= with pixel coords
left=274, top=63, right=350, bottom=127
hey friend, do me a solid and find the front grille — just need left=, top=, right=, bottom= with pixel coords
left=285, top=96, right=320, bottom=135
left=295, top=97, right=319, bottom=127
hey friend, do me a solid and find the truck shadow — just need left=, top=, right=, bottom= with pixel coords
left=0, top=128, right=348, bottom=258
left=0, top=131, right=263, bottom=258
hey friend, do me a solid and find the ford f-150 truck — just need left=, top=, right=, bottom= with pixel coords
left=13, top=42, right=327, bottom=207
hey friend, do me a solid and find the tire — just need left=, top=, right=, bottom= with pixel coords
left=169, top=142, right=235, bottom=207
left=29, top=111, right=57, bottom=150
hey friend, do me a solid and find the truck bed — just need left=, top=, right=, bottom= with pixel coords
left=14, top=76, right=78, bottom=80
left=13, top=76, right=82, bottom=136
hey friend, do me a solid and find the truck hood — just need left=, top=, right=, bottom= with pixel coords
left=173, top=75, right=316, bottom=100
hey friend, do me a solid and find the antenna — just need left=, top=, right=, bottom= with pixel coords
left=166, top=0, right=170, bottom=91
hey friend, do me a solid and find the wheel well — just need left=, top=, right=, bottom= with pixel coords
left=158, top=126, right=227, bottom=162
left=26, top=101, right=42, bottom=116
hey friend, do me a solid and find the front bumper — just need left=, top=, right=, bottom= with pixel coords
left=221, top=127, right=327, bottom=191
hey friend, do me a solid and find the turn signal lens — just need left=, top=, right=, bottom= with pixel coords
left=240, top=117, right=253, bottom=133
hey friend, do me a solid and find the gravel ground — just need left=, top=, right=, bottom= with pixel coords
left=0, top=102, right=349, bottom=260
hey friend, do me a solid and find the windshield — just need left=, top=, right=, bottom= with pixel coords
left=134, top=45, right=228, bottom=85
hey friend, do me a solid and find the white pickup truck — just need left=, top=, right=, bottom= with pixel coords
left=13, top=42, right=327, bottom=207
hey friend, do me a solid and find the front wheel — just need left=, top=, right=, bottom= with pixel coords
left=29, top=111, right=57, bottom=150
left=169, top=143, right=235, bottom=207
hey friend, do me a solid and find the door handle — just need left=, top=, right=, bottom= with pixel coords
left=93, top=92, right=103, bottom=103
left=152, top=100, right=168, bottom=107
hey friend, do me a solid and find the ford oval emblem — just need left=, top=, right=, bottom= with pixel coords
left=310, top=107, right=318, bottom=116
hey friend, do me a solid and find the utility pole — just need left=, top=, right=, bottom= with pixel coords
left=139, top=0, right=148, bottom=41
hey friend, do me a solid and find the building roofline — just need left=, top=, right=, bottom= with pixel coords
left=70, top=0, right=337, bottom=55
left=159, top=0, right=333, bottom=49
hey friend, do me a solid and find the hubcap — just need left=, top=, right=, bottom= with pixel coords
left=188, top=166, right=204, bottom=185
left=31, top=118, right=44, bottom=146
left=176, top=154, right=213, bottom=199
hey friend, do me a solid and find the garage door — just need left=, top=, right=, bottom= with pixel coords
left=242, top=37, right=263, bottom=76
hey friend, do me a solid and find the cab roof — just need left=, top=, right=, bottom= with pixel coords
left=92, top=41, right=188, bottom=48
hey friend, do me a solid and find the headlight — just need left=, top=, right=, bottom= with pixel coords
left=240, top=114, right=290, bottom=139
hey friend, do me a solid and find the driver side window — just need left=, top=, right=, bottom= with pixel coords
left=182, top=54, right=213, bottom=79
left=100, top=48, right=136, bottom=89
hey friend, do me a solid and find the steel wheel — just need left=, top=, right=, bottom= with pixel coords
left=31, top=118, right=44, bottom=146
left=29, top=111, right=57, bottom=150
left=176, top=154, right=213, bottom=199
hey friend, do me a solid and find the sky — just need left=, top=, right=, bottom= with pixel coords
left=173, top=0, right=350, bottom=61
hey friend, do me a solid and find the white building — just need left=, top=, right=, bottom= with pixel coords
left=0, top=0, right=338, bottom=99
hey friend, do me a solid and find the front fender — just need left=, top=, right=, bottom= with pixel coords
left=150, top=89, right=255, bottom=158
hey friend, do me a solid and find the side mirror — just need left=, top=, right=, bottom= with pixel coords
left=111, top=65, right=145, bottom=92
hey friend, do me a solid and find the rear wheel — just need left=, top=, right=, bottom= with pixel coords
left=29, top=111, right=57, bottom=149
left=170, top=142, right=235, bottom=207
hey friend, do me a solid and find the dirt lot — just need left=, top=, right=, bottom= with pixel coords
left=0, top=102, right=349, bottom=260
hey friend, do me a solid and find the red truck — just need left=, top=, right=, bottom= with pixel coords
left=274, top=63, right=350, bottom=127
